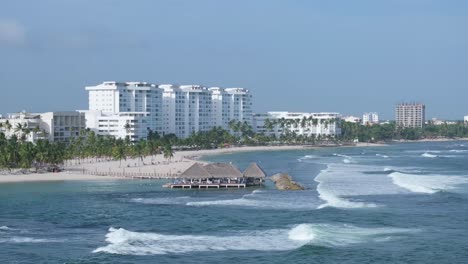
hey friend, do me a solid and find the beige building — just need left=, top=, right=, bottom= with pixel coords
left=395, top=103, right=425, bottom=128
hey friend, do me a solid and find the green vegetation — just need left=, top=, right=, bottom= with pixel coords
left=340, top=120, right=468, bottom=142
left=1, top=119, right=467, bottom=171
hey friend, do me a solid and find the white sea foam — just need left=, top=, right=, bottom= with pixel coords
left=421, top=152, right=438, bottom=158
left=186, top=190, right=319, bottom=210
left=314, top=164, right=407, bottom=209
left=388, top=172, right=468, bottom=194
left=131, top=196, right=191, bottom=205
left=93, top=224, right=414, bottom=255
left=298, top=155, right=319, bottom=162
left=376, top=154, right=389, bottom=158
left=449, top=149, right=468, bottom=153
left=0, top=237, right=59, bottom=243
left=0, top=226, right=11, bottom=230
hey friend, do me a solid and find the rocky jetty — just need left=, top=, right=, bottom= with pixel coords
left=269, top=173, right=305, bottom=190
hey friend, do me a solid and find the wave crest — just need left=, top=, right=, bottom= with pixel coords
left=93, top=224, right=414, bottom=255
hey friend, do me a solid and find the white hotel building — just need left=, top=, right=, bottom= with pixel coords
left=253, top=112, right=341, bottom=137
left=362, top=112, right=379, bottom=125
left=83, top=81, right=163, bottom=141
left=0, top=111, right=86, bottom=143
left=83, top=81, right=253, bottom=140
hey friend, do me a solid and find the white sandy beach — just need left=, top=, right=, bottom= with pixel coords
left=0, top=143, right=384, bottom=184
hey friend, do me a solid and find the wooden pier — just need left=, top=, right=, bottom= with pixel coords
left=164, top=162, right=266, bottom=190
left=168, top=183, right=247, bottom=189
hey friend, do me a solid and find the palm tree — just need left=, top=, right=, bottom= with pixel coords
left=264, top=118, right=274, bottom=133
left=112, top=140, right=126, bottom=167
left=163, top=144, right=174, bottom=162
left=4, top=120, right=12, bottom=132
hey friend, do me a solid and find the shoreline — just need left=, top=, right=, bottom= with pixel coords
left=0, top=140, right=458, bottom=184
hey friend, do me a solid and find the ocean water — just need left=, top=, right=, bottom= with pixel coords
left=1, top=142, right=468, bottom=263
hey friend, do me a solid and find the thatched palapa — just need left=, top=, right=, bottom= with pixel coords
left=243, top=162, right=267, bottom=179
left=204, top=163, right=243, bottom=178
left=179, top=163, right=211, bottom=179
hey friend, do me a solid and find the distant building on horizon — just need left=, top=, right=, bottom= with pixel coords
left=464, top=115, right=468, bottom=124
left=342, top=115, right=361, bottom=124
left=253, top=112, right=341, bottom=137
left=362, top=112, right=379, bottom=125
left=395, top=103, right=425, bottom=128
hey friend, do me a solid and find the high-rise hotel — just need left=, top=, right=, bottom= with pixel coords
left=82, top=81, right=252, bottom=140
left=395, top=103, right=425, bottom=128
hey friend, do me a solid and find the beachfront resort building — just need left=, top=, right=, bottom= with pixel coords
left=161, top=84, right=213, bottom=138
left=395, top=103, right=425, bottom=128
left=253, top=112, right=341, bottom=137
left=0, top=111, right=86, bottom=143
left=83, top=81, right=253, bottom=140
left=82, top=81, right=164, bottom=141
left=210, top=87, right=253, bottom=130
left=362, top=112, right=379, bottom=125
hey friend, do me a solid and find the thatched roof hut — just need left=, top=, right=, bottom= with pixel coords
left=243, top=163, right=267, bottom=178
left=179, top=163, right=211, bottom=179
left=204, top=163, right=243, bottom=178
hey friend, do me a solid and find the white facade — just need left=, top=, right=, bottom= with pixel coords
left=362, top=112, right=379, bottom=125
left=342, top=115, right=361, bottom=123
left=464, top=116, right=468, bottom=123
left=84, top=81, right=163, bottom=141
left=85, top=81, right=253, bottom=139
left=210, top=87, right=253, bottom=130
left=253, top=112, right=341, bottom=137
left=161, top=85, right=213, bottom=138
left=0, top=111, right=85, bottom=143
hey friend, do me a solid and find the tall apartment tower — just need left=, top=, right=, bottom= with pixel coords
left=209, top=87, right=253, bottom=130
left=84, top=81, right=163, bottom=141
left=161, top=84, right=213, bottom=138
left=395, top=103, right=425, bottom=128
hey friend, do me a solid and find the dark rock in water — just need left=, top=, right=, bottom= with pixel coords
left=269, top=173, right=305, bottom=190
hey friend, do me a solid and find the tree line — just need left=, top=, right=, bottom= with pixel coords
left=1, top=119, right=467, bottom=171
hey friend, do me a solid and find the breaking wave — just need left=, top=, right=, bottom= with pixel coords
left=388, top=172, right=468, bottom=194
left=313, top=164, right=407, bottom=209
left=186, top=190, right=319, bottom=210
left=93, top=224, right=414, bottom=255
left=376, top=154, right=389, bottom=158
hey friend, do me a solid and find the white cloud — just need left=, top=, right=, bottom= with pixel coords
left=0, top=20, right=26, bottom=46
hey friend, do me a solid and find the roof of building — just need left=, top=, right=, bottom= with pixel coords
left=204, top=163, right=243, bottom=178
left=243, top=163, right=267, bottom=178
left=179, top=163, right=211, bottom=179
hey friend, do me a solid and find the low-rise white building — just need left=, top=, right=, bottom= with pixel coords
left=0, top=111, right=85, bottom=142
left=342, top=115, right=361, bottom=124
left=253, top=112, right=341, bottom=137
left=362, top=112, right=379, bottom=125
left=464, top=116, right=468, bottom=124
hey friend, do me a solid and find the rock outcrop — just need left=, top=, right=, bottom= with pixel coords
left=269, top=173, right=305, bottom=190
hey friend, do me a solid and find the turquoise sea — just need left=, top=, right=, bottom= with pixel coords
left=1, top=141, right=468, bottom=263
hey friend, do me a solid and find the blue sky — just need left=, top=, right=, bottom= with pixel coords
left=1, top=0, right=467, bottom=119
